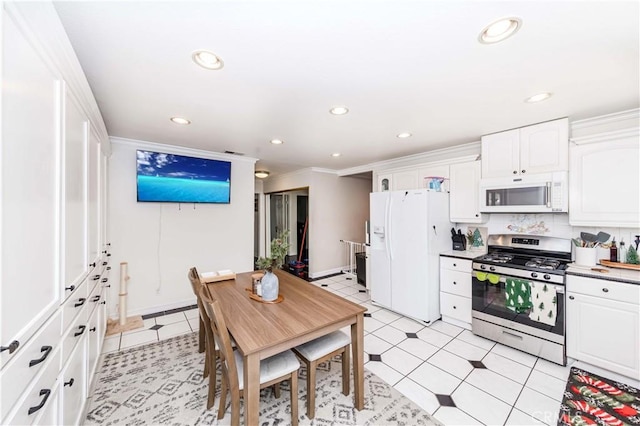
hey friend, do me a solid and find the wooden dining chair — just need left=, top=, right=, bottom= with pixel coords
left=187, top=267, right=218, bottom=409
left=292, top=331, right=351, bottom=419
left=200, top=288, right=301, bottom=426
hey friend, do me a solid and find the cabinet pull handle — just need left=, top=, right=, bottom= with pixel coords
left=91, top=274, right=100, bottom=281
left=501, top=330, right=523, bottom=340
left=106, top=266, right=111, bottom=271
left=74, top=325, right=86, bottom=337
left=101, top=278, right=108, bottom=283
left=102, top=261, right=108, bottom=266
left=64, top=378, right=75, bottom=387
left=602, top=288, right=609, bottom=293
left=90, top=327, right=96, bottom=332
left=569, top=295, right=575, bottom=300
left=29, top=346, right=53, bottom=367
left=91, top=295, right=100, bottom=302
left=0, top=340, right=20, bottom=354
left=28, top=389, right=51, bottom=415
left=65, top=285, right=75, bottom=292
left=74, top=298, right=86, bottom=307
left=106, top=253, right=111, bottom=257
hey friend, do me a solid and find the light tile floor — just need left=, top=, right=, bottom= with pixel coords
left=100, top=273, right=620, bottom=426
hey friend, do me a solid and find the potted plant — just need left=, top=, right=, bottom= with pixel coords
left=256, top=230, right=290, bottom=301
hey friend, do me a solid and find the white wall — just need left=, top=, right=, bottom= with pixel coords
left=108, top=138, right=256, bottom=317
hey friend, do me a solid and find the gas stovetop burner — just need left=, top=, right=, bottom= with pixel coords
left=479, top=252, right=513, bottom=263
left=525, top=258, right=561, bottom=270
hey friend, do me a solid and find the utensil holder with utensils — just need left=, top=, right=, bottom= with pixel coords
left=575, top=246, right=597, bottom=266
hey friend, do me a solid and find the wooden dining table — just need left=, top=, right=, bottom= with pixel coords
left=205, top=269, right=366, bottom=425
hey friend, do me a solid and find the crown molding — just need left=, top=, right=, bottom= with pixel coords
left=110, top=137, right=258, bottom=163
left=310, top=167, right=338, bottom=175
left=570, top=127, right=640, bottom=145
left=336, top=141, right=481, bottom=176
left=571, top=108, right=640, bottom=131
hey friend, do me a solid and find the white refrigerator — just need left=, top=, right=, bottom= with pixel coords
left=369, top=189, right=451, bottom=324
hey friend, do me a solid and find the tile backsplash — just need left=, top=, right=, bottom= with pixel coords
left=458, top=213, right=640, bottom=257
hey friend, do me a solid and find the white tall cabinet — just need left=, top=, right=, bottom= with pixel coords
left=1, top=2, right=111, bottom=424
left=449, top=161, right=486, bottom=223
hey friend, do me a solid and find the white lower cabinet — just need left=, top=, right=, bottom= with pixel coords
left=566, top=275, right=640, bottom=380
left=439, top=256, right=473, bottom=329
left=60, top=334, right=87, bottom=426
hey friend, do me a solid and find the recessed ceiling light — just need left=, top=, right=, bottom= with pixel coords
left=170, top=116, right=191, bottom=125
left=270, top=139, right=284, bottom=145
left=525, top=92, right=553, bottom=103
left=192, top=50, right=224, bottom=70
left=478, top=17, right=522, bottom=44
left=329, top=106, right=349, bottom=115
left=254, top=170, right=270, bottom=179
left=397, top=132, right=412, bottom=138
left=331, top=152, right=341, bottom=157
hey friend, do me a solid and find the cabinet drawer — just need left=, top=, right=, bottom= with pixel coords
left=440, top=292, right=471, bottom=323
left=61, top=280, right=88, bottom=332
left=1, top=348, right=60, bottom=425
left=440, top=257, right=472, bottom=272
left=60, top=335, right=87, bottom=426
left=0, top=310, right=61, bottom=417
left=567, top=275, right=640, bottom=304
left=440, top=269, right=471, bottom=297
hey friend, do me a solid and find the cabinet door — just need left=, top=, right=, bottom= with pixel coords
left=418, top=165, right=449, bottom=191
left=569, top=137, right=640, bottom=228
left=63, top=91, right=89, bottom=294
left=566, top=292, right=639, bottom=380
left=60, top=334, right=87, bottom=426
left=519, top=118, right=568, bottom=174
left=1, top=11, right=61, bottom=362
left=449, top=161, right=485, bottom=223
left=392, top=169, right=419, bottom=190
left=87, top=129, right=101, bottom=269
left=481, top=129, right=520, bottom=178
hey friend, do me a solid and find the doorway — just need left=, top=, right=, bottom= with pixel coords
left=265, top=188, right=309, bottom=278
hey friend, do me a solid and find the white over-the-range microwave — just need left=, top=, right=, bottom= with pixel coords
left=479, top=171, right=568, bottom=213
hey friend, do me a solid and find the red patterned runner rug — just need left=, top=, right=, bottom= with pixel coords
left=559, top=367, right=640, bottom=426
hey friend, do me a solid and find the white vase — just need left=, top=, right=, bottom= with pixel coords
left=261, top=270, right=279, bottom=301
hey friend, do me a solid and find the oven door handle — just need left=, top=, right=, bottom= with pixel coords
left=555, top=285, right=565, bottom=294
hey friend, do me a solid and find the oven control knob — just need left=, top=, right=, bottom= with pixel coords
left=531, top=272, right=538, bottom=278
left=489, top=266, right=496, bottom=272
left=543, top=274, right=551, bottom=280
left=480, top=265, right=486, bottom=270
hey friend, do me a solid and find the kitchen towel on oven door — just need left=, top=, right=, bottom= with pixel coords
left=505, top=278, right=533, bottom=313
left=528, top=282, right=557, bottom=326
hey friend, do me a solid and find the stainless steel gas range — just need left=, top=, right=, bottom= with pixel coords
left=471, top=234, right=572, bottom=365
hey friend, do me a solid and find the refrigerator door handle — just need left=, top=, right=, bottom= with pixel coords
left=388, top=196, right=393, bottom=260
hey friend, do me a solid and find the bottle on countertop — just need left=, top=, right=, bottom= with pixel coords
left=619, top=239, right=626, bottom=264
left=610, top=238, right=618, bottom=262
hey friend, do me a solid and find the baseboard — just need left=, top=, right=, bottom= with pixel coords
left=110, top=298, right=197, bottom=320
left=309, top=266, right=346, bottom=279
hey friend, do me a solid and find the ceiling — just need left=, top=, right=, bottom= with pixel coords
left=54, top=1, right=639, bottom=177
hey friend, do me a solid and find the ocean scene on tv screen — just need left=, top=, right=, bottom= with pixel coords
left=136, top=150, right=231, bottom=203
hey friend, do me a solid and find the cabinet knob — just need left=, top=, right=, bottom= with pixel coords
left=453, top=306, right=457, bottom=309
left=475, top=214, right=479, bottom=217
left=64, top=378, right=75, bottom=387
left=90, top=327, right=96, bottom=332
left=521, top=170, right=526, bottom=174
left=513, top=170, right=517, bottom=174
left=602, top=288, right=609, bottom=293
left=569, top=295, right=575, bottom=300
left=100, top=301, right=106, bottom=305
left=453, top=263, right=456, bottom=267
left=453, top=281, right=457, bottom=285
left=89, top=262, right=96, bottom=268
left=0, top=340, right=20, bottom=354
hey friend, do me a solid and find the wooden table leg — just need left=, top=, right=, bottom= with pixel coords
left=244, top=352, right=260, bottom=425
left=351, top=313, right=364, bottom=410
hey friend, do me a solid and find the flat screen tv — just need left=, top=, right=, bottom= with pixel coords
left=136, top=150, right=231, bottom=203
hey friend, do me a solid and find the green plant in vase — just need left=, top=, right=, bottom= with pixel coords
left=256, top=230, right=290, bottom=301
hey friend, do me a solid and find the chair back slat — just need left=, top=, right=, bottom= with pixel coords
left=200, top=288, right=239, bottom=393
left=188, top=267, right=215, bottom=345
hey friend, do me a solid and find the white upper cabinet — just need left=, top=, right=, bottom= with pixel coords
left=449, top=161, right=486, bottom=223
left=569, top=133, right=640, bottom=228
left=392, top=169, right=419, bottom=190
left=482, top=118, right=569, bottom=178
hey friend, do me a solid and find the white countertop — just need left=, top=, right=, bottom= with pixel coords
left=567, top=263, right=640, bottom=285
left=440, top=249, right=487, bottom=260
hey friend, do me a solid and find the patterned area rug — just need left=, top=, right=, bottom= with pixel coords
left=86, top=333, right=440, bottom=425
left=558, top=367, right=640, bottom=426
